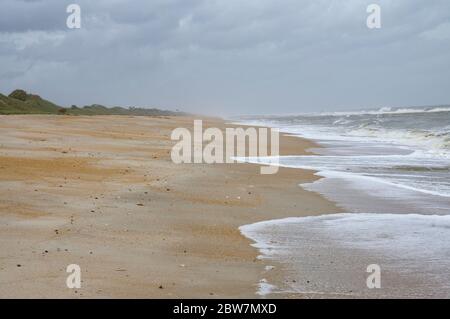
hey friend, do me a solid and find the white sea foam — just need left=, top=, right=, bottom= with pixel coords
left=240, top=213, right=450, bottom=297
left=235, top=108, right=450, bottom=297
left=235, top=106, right=450, bottom=204
left=234, top=105, right=450, bottom=157
left=239, top=153, right=450, bottom=200
left=240, top=213, right=450, bottom=257
left=233, top=106, right=450, bottom=121
left=308, top=106, right=450, bottom=117
left=256, top=279, right=277, bottom=296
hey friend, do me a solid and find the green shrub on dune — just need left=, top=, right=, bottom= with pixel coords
left=8, top=89, right=28, bottom=101
left=0, top=89, right=62, bottom=114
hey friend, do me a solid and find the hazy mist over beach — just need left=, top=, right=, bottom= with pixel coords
left=1, top=0, right=450, bottom=115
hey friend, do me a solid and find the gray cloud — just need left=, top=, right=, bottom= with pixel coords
left=0, top=0, right=449, bottom=115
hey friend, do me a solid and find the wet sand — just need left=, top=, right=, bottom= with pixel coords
left=0, top=115, right=338, bottom=298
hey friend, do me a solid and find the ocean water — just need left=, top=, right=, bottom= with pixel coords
left=240, top=214, right=450, bottom=298
left=236, top=105, right=450, bottom=297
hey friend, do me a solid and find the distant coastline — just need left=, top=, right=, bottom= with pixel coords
left=0, top=89, right=187, bottom=116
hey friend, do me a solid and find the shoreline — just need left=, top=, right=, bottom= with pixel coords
left=0, top=115, right=338, bottom=298
left=236, top=117, right=450, bottom=298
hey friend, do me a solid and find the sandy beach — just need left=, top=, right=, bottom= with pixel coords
left=0, top=115, right=338, bottom=298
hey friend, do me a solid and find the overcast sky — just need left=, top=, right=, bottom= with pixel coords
left=0, top=0, right=449, bottom=115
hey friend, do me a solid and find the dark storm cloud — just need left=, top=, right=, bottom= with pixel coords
left=0, top=0, right=449, bottom=115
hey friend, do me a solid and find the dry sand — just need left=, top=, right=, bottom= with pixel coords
left=0, top=115, right=338, bottom=298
